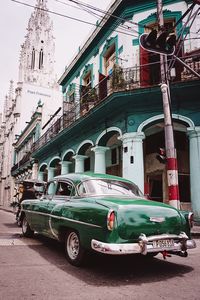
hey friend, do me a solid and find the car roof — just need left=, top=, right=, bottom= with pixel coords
left=54, top=172, right=133, bottom=185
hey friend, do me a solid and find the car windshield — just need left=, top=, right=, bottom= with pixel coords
left=78, top=179, right=144, bottom=198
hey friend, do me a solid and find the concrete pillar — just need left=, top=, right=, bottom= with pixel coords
left=32, top=162, right=38, bottom=180
left=187, top=127, right=200, bottom=223
left=61, top=161, right=72, bottom=175
left=73, top=155, right=88, bottom=173
left=48, top=167, right=55, bottom=181
left=47, top=167, right=56, bottom=194
left=38, top=171, right=44, bottom=181
left=120, top=132, right=145, bottom=192
left=91, top=146, right=109, bottom=174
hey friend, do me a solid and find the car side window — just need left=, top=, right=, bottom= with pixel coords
left=77, top=183, right=87, bottom=196
left=56, top=181, right=73, bottom=196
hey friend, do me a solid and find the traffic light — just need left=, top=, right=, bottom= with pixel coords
left=156, top=147, right=166, bottom=164
left=139, top=29, right=176, bottom=55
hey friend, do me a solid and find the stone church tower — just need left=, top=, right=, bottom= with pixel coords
left=14, top=0, right=62, bottom=135
left=0, top=0, right=62, bottom=208
left=18, top=0, right=57, bottom=88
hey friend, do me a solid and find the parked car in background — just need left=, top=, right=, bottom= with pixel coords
left=21, top=172, right=196, bottom=266
left=14, top=179, right=46, bottom=226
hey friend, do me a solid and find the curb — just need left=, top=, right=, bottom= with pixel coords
left=191, top=233, right=200, bottom=238
left=0, top=207, right=14, bottom=214
left=191, top=227, right=200, bottom=238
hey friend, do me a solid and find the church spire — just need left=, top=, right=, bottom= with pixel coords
left=18, top=0, right=56, bottom=88
left=36, top=0, right=48, bottom=9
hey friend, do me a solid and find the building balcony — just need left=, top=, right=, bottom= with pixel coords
left=11, top=151, right=32, bottom=174
left=31, top=52, right=200, bottom=154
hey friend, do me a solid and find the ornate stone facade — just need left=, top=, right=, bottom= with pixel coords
left=0, top=0, right=62, bottom=208
left=18, top=0, right=56, bottom=88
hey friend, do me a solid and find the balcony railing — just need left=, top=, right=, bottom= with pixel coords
left=181, top=53, right=200, bottom=80
left=31, top=55, right=200, bottom=153
left=11, top=151, right=32, bottom=173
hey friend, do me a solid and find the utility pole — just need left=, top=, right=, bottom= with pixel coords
left=157, top=0, right=180, bottom=209
left=140, top=0, right=200, bottom=209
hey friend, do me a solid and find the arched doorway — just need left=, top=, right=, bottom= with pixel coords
left=49, top=157, right=61, bottom=177
left=143, top=121, right=190, bottom=209
left=97, top=128, right=122, bottom=176
left=62, top=150, right=75, bottom=174
left=39, top=164, right=48, bottom=182
left=76, top=140, right=94, bottom=172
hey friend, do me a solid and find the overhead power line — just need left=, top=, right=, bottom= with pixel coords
left=54, top=0, right=139, bottom=36
left=11, top=0, right=108, bottom=27
left=11, top=0, right=138, bottom=38
left=55, top=0, right=142, bottom=33
left=65, top=0, right=151, bottom=30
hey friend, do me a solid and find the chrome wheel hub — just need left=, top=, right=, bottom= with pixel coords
left=67, top=232, right=80, bottom=260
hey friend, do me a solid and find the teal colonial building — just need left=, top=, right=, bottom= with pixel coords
left=12, top=0, right=200, bottom=222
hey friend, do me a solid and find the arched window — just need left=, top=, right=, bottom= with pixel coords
left=31, top=48, right=35, bottom=69
left=39, top=49, right=44, bottom=69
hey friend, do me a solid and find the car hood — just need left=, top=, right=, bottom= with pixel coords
left=94, top=197, right=184, bottom=239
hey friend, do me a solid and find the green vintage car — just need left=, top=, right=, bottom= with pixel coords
left=21, top=172, right=196, bottom=266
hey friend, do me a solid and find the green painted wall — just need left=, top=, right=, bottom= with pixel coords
left=33, top=79, right=200, bottom=164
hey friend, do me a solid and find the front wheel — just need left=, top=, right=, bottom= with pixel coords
left=16, top=211, right=22, bottom=227
left=16, top=216, right=22, bottom=227
left=65, top=230, right=86, bottom=266
left=22, top=215, right=34, bottom=237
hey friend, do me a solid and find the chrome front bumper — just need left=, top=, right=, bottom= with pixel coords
left=91, top=232, right=196, bottom=255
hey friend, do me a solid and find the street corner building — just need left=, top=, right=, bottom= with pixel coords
left=1, top=0, right=200, bottom=223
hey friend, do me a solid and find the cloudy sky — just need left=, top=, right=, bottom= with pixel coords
left=0, top=0, right=111, bottom=111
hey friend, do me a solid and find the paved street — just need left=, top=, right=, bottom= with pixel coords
left=0, top=209, right=200, bottom=300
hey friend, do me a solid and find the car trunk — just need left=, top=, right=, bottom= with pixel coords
left=95, top=198, right=183, bottom=240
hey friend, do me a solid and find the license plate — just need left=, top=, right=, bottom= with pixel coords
left=153, top=239, right=174, bottom=248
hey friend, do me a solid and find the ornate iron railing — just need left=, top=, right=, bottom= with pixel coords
left=11, top=151, right=32, bottom=173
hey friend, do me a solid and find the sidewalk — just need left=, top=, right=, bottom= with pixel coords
left=1, top=206, right=200, bottom=237
left=191, top=223, right=200, bottom=238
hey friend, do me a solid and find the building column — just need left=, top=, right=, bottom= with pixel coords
left=61, top=161, right=72, bottom=175
left=48, top=167, right=55, bottom=181
left=0, top=178, right=6, bottom=206
left=187, top=127, right=200, bottom=223
left=120, top=132, right=145, bottom=192
left=91, top=146, right=109, bottom=174
left=73, top=155, right=87, bottom=173
left=32, top=162, right=38, bottom=180
left=38, top=171, right=44, bottom=181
